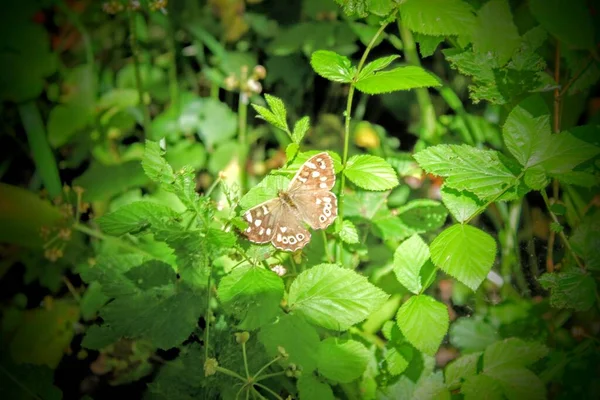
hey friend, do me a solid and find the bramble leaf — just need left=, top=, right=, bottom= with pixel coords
left=483, top=338, right=548, bottom=372
left=538, top=269, right=597, bottom=312
left=393, top=234, right=431, bottom=294
left=399, top=0, right=476, bottom=37
left=445, top=352, right=481, bottom=387
left=354, top=66, right=441, bottom=94
left=462, top=374, right=503, bottom=400
left=297, top=375, right=334, bottom=400
left=288, top=264, right=389, bottom=330
left=440, top=186, right=485, bottom=223
left=344, top=154, right=399, bottom=191
left=472, top=0, right=520, bottom=67
left=396, top=295, right=449, bottom=356
left=450, top=317, right=499, bottom=352
left=339, top=220, right=360, bottom=244
left=317, top=338, right=370, bottom=383
left=310, top=50, right=355, bottom=83
left=358, top=55, right=400, bottom=81
left=430, top=224, right=497, bottom=291
left=292, top=116, right=310, bottom=143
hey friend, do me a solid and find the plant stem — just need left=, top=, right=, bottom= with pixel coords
left=397, top=21, right=437, bottom=142
left=253, top=383, right=283, bottom=400
left=128, top=11, right=151, bottom=136
left=204, top=255, right=212, bottom=362
left=215, top=366, right=247, bottom=382
left=62, top=276, right=81, bottom=302
left=336, top=22, right=388, bottom=262
left=166, top=17, right=180, bottom=114
left=540, top=190, right=585, bottom=271
left=252, top=356, right=282, bottom=381
left=242, top=342, right=250, bottom=378
left=254, top=371, right=286, bottom=382
left=238, top=68, right=249, bottom=194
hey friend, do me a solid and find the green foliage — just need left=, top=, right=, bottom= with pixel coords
left=396, top=295, right=449, bottom=355
left=344, top=154, right=399, bottom=190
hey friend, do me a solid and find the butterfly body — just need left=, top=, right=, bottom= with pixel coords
left=242, top=152, right=338, bottom=252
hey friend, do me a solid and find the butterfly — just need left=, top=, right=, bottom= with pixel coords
left=242, top=152, right=338, bottom=252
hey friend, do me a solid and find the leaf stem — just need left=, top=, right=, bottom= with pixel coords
left=253, top=382, right=284, bottom=400
left=128, top=11, right=151, bottom=135
left=242, top=342, right=251, bottom=378
left=336, top=22, right=388, bottom=262
left=254, top=371, right=286, bottom=382
left=215, top=366, right=247, bottom=382
left=252, top=355, right=282, bottom=381
left=540, top=190, right=585, bottom=271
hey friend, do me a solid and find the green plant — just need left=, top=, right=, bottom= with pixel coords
left=1, top=0, right=599, bottom=399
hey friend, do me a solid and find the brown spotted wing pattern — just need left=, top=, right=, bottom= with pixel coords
left=242, top=152, right=337, bottom=252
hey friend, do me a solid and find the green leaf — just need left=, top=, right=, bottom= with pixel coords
left=354, top=66, right=441, bottom=94
left=486, top=367, right=546, bottom=400
left=483, top=338, right=548, bottom=372
left=0, top=358, right=62, bottom=400
left=297, top=375, right=334, bottom=400
left=96, top=201, right=179, bottom=236
left=292, top=116, right=310, bottom=143
left=47, top=104, right=91, bottom=148
left=218, top=266, right=284, bottom=330
left=385, top=345, right=412, bottom=376
left=524, top=166, right=549, bottom=190
left=415, top=34, right=445, bottom=58
left=529, top=0, right=594, bottom=49
left=462, top=374, right=504, bottom=400
left=450, top=317, right=499, bottom=352
left=396, top=295, right=449, bottom=356
left=239, top=175, right=290, bottom=212
left=317, top=338, right=370, bottom=383
left=445, top=352, right=481, bottom=387
left=339, top=220, right=360, bottom=244
left=503, top=96, right=600, bottom=173
left=393, top=234, right=431, bottom=294
left=570, top=210, right=600, bottom=271
left=399, top=0, right=476, bottom=37
left=358, top=55, right=401, bottom=81
left=145, top=344, right=204, bottom=400
left=472, top=0, right=520, bottom=67
left=414, top=144, right=518, bottom=201
left=413, top=371, right=451, bottom=400
left=440, top=186, right=485, bottom=223
left=538, top=269, right=597, bottom=311
left=286, top=143, right=300, bottom=162
left=142, top=140, right=175, bottom=185
left=398, top=199, right=448, bottom=234
left=430, top=224, right=497, bottom=291
left=74, top=160, right=149, bottom=202
left=196, top=99, right=238, bottom=149
left=80, top=281, right=109, bottom=321
left=288, top=264, right=389, bottom=330
left=259, top=314, right=320, bottom=373
left=153, top=227, right=207, bottom=287
left=310, top=50, right=354, bottom=83
left=344, top=154, right=399, bottom=191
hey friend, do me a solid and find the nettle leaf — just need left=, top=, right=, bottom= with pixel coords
left=217, top=265, right=284, bottom=330
left=393, top=234, right=432, bottom=294
left=399, top=0, right=476, bottom=37
left=538, top=269, right=597, bottom=312
left=317, top=338, right=370, bottom=383
left=83, top=262, right=204, bottom=350
left=292, top=116, right=310, bottom=143
left=430, top=224, right=497, bottom=291
left=344, top=154, right=399, bottom=191
left=445, top=352, right=481, bottom=387
left=358, top=55, right=401, bottom=81
left=288, top=264, right=389, bottom=330
left=259, top=314, right=320, bottom=373
left=414, top=144, right=518, bottom=201
left=472, top=0, right=520, bottom=67
left=143, top=140, right=175, bottom=185
left=339, top=220, right=360, bottom=244
left=450, top=317, right=499, bottom=353
left=396, top=295, right=449, bottom=356
left=310, top=50, right=355, bottom=83
left=354, top=66, right=441, bottom=94
left=529, top=0, right=594, bottom=50
left=252, top=94, right=288, bottom=132
left=96, top=201, right=179, bottom=236
left=297, top=375, right=334, bottom=400
left=440, top=186, right=485, bottom=223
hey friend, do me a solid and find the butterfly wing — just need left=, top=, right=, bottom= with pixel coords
left=242, top=199, right=283, bottom=244
left=287, top=152, right=338, bottom=229
left=270, top=202, right=312, bottom=252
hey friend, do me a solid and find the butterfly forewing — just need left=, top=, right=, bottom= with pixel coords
left=242, top=199, right=283, bottom=243
left=288, top=152, right=336, bottom=193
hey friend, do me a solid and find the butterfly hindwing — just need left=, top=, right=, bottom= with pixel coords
left=291, top=190, right=338, bottom=230
left=270, top=204, right=312, bottom=252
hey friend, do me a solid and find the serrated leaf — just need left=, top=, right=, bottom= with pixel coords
left=413, top=371, right=451, bottom=400
left=445, top=352, right=481, bottom=387
left=288, top=264, right=389, bottom=330
left=310, top=50, right=354, bottom=83
left=414, top=144, right=518, bottom=201
left=145, top=344, right=204, bottom=400
left=393, top=234, right=431, bottom=294
left=292, top=116, right=310, bottom=143
left=217, top=265, right=284, bottom=330
left=264, top=94, right=288, bottom=130
left=396, top=295, right=449, bottom=356
left=462, top=374, right=503, bottom=400
left=317, top=338, right=370, bottom=383
left=538, top=269, right=597, bottom=311
left=259, top=314, right=320, bottom=373
left=430, top=224, right=497, bottom=291
left=450, top=318, right=499, bottom=353
left=440, top=186, right=485, bottom=223
left=96, top=201, right=179, bottom=236
left=529, top=0, right=594, bottom=50
left=154, top=227, right=208, bottom=287
left=399, top=0, right=476, bottom=37
left=472, top=0, right=520, bottom=67
left=358, top=55, right=400, bottom=81
left=385, top=345, right=412, bottom=376
left=354, top=66, right=441, bottom=94
left=286, top=143, right=300, bottom=162
left=344, top=154, right=399, bottom=191
left=570, top=209, right=600, bottom=271
left=485, top=367, right=546, bottom=400
left=483, top=338, right=548, bottom=372
left=142, top=140, right=175, bottom=185
left=398, top=199, right=448, bottom=234
left=415, top=34, right=445, bottom=58
left=339, top=220, right=360, bottom=244
left=297, top=375, right=334, bottom=400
